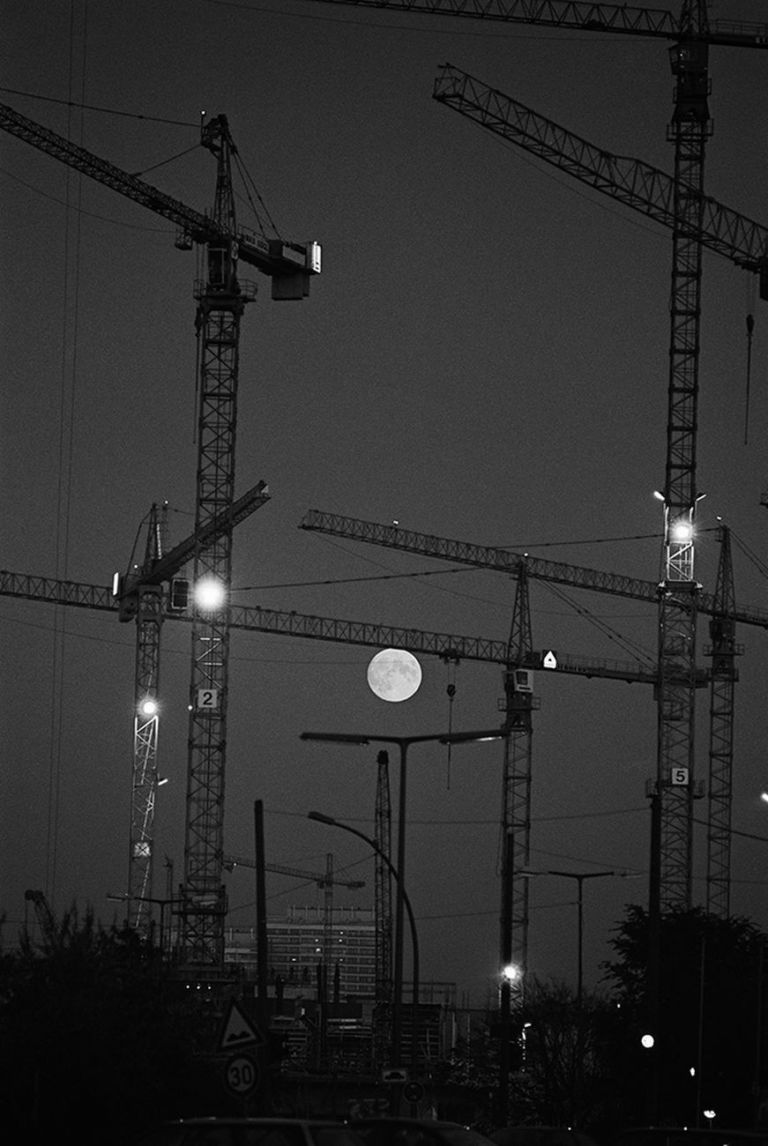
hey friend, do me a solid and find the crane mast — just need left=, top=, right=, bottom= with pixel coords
left=705, top=523, right=740, bottom=916
left=501, top=567, right=535, bottom=983
left=128, top=503, right=168, bottom=932
left=653, top=0, right=709, bottom=910
left=182, top=115, right=248, bottom=966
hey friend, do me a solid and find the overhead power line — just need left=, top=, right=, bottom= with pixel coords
left=0, top=86, right=199, bottom=127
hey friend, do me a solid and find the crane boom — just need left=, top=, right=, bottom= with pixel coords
left=141, top=481, right=270, bottom=589
left=1, top=567, right=695, bottom=682
left=0, top=102, right=321, bottom=284
left=302, top=0, right=768, bottom=47
left=432, top=64, right=768, bottom=275
left=223, top=854, right=365, bottom=888
left=297, top=510, right=768, bottom=628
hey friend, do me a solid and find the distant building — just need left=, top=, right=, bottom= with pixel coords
left=224, top=905, right=376, bottom=999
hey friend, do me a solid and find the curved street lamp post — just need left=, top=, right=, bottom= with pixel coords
left=307, top=809, right=420, bottom=1075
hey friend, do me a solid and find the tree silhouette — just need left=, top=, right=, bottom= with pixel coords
left=0, top=905, right=217, bottom=1144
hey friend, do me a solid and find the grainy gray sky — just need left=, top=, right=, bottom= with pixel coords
left=3, top=0, right=768, bottom=1002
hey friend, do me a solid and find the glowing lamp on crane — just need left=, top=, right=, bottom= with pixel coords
left=670, top=519, right=694, bottom=544
left=138, top=697, right=159, bottom=718
left=194, top=576, right=226, bottom=611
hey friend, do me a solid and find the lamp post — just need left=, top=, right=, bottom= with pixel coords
left=307, top=809, right=420, bottom=1072
left=301, top=727, right=507, bottom=1074
left=522, top=869, right=616, bottom=1005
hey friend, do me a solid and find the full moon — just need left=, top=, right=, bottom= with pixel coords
left=367, top=648, right=422, bottom=702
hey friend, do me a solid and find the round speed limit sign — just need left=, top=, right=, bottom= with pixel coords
left=224, top=1053, right=259, bottom=1096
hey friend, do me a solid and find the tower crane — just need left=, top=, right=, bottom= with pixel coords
left=431, top=64, right=768, bottom=911
left=303, top=0, right=768, bottom=906
left=116, top=481, right=270, bottom=935
left=0, top=100, right=321, bottom=968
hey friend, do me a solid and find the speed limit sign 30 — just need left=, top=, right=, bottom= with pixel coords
left=224, top=1053, right=259, bottom=1096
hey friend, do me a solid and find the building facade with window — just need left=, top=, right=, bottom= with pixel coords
left=225, top=905, right=376, bottom=999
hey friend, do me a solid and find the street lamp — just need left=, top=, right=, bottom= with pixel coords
left=300, top=727, right=507, bottom=1073
left=307, top=809, right=420, bottom=1071
left=522, top=868, right=617, bottom=1004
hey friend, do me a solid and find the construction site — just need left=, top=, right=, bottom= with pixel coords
left=5, top=0, right=768, bottom=1120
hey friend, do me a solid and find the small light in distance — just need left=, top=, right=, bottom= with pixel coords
left=194, top=576, right=226, bottom=611
left=501, top=962, right=521, bottom=983
left=138, top=697, right=159, bottom=718
left=640, top=1033, right=655, bottom=1049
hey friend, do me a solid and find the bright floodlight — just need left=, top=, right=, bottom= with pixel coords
left=761, top=792, right=768, bottom=804
left=501, top=962, right=521, bottom=983
left=138, top=697, right=158, bottom=718
left=670, top=519, right=693, bottom=543
left=194, top=576, right=226, bottom=611
left=641, top=1033, right=655, bottom=1049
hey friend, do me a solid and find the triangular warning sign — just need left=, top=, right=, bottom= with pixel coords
left=542, top=650, right=558, bottom=670
left=218, top=1000, right=264, bottom=1052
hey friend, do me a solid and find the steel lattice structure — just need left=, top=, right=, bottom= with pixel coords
left=705, top=524, right=740, bottom=916
left=501, top=568, right=535, bottom=982
left=0, top=100, right=320, bottom=968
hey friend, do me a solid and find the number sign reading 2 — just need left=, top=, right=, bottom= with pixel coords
left=196, top=688, right=219, bottom=710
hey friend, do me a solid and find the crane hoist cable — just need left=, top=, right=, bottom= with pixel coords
left=745, top=312, right=755, bottom=446
left=444, top=659, right=458, bottom=788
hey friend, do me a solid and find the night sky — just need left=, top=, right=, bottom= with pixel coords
left=4, top=0, right=768, bottom=1005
